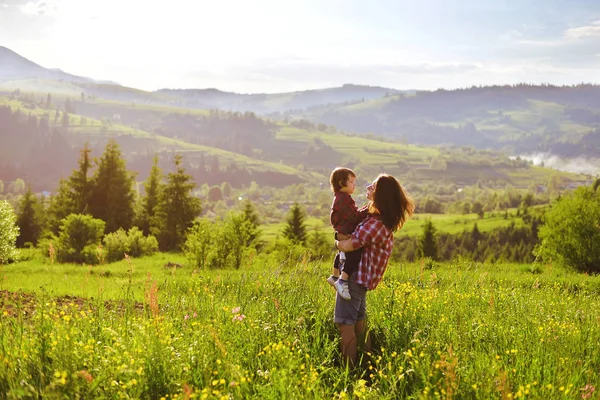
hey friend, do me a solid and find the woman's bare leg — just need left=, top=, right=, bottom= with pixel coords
left=355, top=319, right=372, bottom=359
left=337, top=323, right=357, bottom=367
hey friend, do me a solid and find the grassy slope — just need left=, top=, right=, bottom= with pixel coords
left=260, top=210, right=527, bottom=242
left=1, top=92, right=591, bottom=188
left=328, top=97, right=593, bottom=145
left=0, top=96, right=315, bottom=179
left=1, top=253, right=599, bottom=398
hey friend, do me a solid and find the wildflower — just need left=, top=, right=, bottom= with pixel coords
left=581, top=384, right=596, bottom=399
left=78, top=370, right=93, bottom=383
left=232, top=307, right=240, bottom=314
left=232, top=314, right=246, bottom=322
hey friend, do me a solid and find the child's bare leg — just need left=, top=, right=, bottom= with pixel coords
left=332, top=268, right=340, bottom=278
left=340, top=271, right=350, bottom=281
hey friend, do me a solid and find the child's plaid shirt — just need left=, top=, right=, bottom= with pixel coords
left=330, top=192, right=368, bottom=235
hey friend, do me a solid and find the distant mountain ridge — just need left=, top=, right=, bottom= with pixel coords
left=0, top=46, right=406, bottom=113
left=157, top=84, right=406, bottom=113
left=0, top=46, right=96, bottom=83
left=2, top=46, right=600, bottom=160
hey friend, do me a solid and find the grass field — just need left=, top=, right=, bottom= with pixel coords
left=1, top=250, right=599, bottom=398
left=260, top=211, right=525, bottom=242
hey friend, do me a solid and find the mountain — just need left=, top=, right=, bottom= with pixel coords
left=0, top=47, right=405, bottom=113
left=1, top=46, right=599, bottom=167
left=293, top=85, right=600, bottom=158
left=0, top=92, right=590, bottom=194
left=0, top=46, right=95, bottom=83
left=158, top=84, right=406, bottom=113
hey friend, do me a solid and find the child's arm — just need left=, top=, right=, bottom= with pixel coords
left=333, top=196, right=366, bottom=227
left=358, top=204, right=369, bottom=219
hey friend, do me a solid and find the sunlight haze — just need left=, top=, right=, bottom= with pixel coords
left=1, top=0, right=599, bottom=92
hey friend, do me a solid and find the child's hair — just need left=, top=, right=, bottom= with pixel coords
left=369, top=174, right=415, bottom=231
left=330, top=167, right=356, bottom=192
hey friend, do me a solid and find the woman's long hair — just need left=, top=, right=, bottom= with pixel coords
left=369, top=174, right=415, bottom=231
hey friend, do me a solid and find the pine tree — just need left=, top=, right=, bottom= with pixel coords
left=88, top=139, right=136, bottom=233
left=16, top=186, right=43, bottom=247
left=137, top=155, right=163, bottom=236
left=471, top=223, right=483, bottom=247
left=69, top=143, right=93, bottom=214
left=418, top=218, right=438, bottom=260
left=156, top=154, right=202, bottom=251
left=241, top=199, right=261, bottom=247
left=282, top=202, right=307, bottom=245
left=47, top=144, right=94, bottom=233
left=47, top=179, right=76, bottom=234
left=307, top=225, right=330, bottom=259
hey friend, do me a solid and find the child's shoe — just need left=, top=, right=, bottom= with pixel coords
left=335, top=279, right=351, bottom=300
left=327, top=275, right=338, bottom=287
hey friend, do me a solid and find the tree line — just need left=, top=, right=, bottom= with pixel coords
left=11, top=140, right=201, bottom=256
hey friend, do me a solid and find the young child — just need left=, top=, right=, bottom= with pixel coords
left=327, top=167, right=369, bottom=300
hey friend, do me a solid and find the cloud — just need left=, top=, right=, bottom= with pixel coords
left=176, top=60, right=487, bottom=93
left=518, top=153, right=600, bottom=176
left=16, top=0, right=59, bottom=15
left=242, top=60, right=481, bottom=80
left=565, top=20, right=600, bottom=39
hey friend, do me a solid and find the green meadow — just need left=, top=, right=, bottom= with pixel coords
left=1, top=250, right=599, bottom=399
left=260, top=211, right=524, bottom=243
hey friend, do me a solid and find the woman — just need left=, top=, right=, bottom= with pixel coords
left=333, top=174, right=415, bottom=366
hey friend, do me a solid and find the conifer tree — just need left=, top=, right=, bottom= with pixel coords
left=88, top=139, right=136, bottom=233
left=156, top=154, right=202, bottom=251
left=307, top=225, right=330, bottom=259
left=241, top=199, right=261, bottom=247
left=418, top=218, right=438, bottom=260
left=47, top=179, right=76, bottom=234
left=47, top=144, right=93, bottom=233
left=16, top=186, right=43, bottom=247
left=137, top=155, right=163, bottom=236
left=471, top=223, right=483, bottom=247
left=282, top=202, right=307, bottom=245
left=69, top=143, right=93, bottom=214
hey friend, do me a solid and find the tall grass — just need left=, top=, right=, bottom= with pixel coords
left=1, top=252, right=599, bottom=398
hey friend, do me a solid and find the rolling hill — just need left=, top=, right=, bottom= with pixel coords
left=0, top=46, right=595, bottom=193
left=0, top=92, right=590, bottom=194
left=289, top=85, right=600, bottom=158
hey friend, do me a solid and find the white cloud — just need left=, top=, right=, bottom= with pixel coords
left=17, top=0, right=59, bottom=15
left=565, top=20, right=600, bottom=39
left=518, top=153, right=600, bottom=176
left=4, top=0, right=600, bottom=92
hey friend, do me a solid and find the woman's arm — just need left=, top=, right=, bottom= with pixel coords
left=335, top=217, right=379, bottom=253
left=335, top=238, right=356, bottom=252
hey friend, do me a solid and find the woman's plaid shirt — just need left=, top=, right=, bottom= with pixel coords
left=350, top=215, right=394, bottom=290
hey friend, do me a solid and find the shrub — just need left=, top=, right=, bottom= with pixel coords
left=184, top=214, right=253, bottom=269
left=536, top=186, right=600, bottom=273
left=54, top=214, right=105, bottom=264
left=0, top=200, right=20, bottom=263
left=103, top=227, right=158, bottom=263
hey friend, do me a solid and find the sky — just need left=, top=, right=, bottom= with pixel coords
left=1, top=0, right=600, bottom=93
